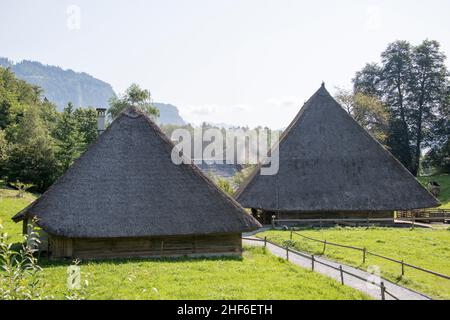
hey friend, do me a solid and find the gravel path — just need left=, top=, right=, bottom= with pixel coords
left=243, top=235, right=431, bottom=300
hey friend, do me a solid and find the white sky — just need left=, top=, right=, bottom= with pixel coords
left=1, top=0, right=450, bottom=128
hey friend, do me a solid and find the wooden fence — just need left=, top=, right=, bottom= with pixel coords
left=272, top=217, right=396, bottom=228
left=396, top=209, right=450, bottom=223
left=287, top=230, right=450, bottom=280
left=273, top=211, right=450, bottom=228
left=242, top=236, right=398, bottom=300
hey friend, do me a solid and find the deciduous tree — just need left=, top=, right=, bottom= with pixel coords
left=108, top=83, right=159, bottom=119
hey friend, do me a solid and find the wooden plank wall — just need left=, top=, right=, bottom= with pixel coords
left=50, top=233, right=242, bottom=259
left=269, top=211, right=394, bottom=220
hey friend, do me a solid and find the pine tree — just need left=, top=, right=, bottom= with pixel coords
left=53, top=103, right=86, bottom=173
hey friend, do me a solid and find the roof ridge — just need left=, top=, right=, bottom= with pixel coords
left=235, top=84, right=327, bottom=200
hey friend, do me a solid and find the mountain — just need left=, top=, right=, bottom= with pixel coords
left=0, top=57, right=186, bottom=125
left=153, top=102, right=186, bottom=125
left=0, top=58, right=116, bottom=110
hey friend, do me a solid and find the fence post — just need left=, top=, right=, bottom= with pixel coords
left=311, top=255, right=315, bottom=271
left=271, top=215, right=276, bottom=229
left=290, top=230, right=293, bottom=240
left=401, top=260, right=405, bottom=276
left=380, top=282, right=386, bottom=300
left=264, top=236, right=267, bottom=248
left=286, top=246, right=289, bottom=261
left=339, top=265, right=344, bottom=285
left=363, top=247, right=366, bottom=264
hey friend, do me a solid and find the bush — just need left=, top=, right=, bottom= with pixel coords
left=0, top=222, right=47, bottom=300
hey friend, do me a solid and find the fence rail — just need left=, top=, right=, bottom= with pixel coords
left=397, top=209, right=450, bottom=221
left=242, top=236, right=398, bottom=300
left=273, top=218, right=395, bottom=224
left=272, top=211, right=450, bottom=227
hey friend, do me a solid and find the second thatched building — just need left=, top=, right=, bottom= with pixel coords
left=235, top=84, right=439, bottom=224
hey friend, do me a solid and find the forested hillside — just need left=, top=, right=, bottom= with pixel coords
left=0, top=58, right=187, bottom=125
left=0, top=66, right=98, bottom=191
left=0, top=58, right=115, bottom=110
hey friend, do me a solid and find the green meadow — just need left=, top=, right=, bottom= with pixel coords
left=257, top=227, right=450, bottom=299
left=0, top=180, right=368, bottom=300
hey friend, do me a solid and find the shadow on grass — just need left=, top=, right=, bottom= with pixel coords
left=38, top=251, right=246, bottom=268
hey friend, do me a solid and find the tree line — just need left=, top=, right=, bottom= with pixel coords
left=0, top=67, right=98, bottom=191
left=0, top=69, right=161, bottom=192
left=338, top=39, right=449, bottom=176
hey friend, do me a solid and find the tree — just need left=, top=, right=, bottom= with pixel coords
left=335, top=89, right=390, bottom=144
left=422, top=88, right=450, bottom=173
left=352, top=39, right=449, bottom=175
left=108, top=83, right=159, bottom=119
left=0, top=129, right=6, bottom=160
left=407, top=40, right=448, bottom=175
left=10, top=180, right=34, bottom=198
left=353, top=63, right=383, bottom=97
left=73, top=107, right=98, bottom=145
left=0, top=129, right=7, bottom=175
left=0, top=67, right=43, bottom=130
left=423, top=141, right=450, bottom=174
left=3, top=107, right=58, bottom=191
left=53, top=103, right=86, bottom=173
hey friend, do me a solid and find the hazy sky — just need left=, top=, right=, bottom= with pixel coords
left=1, top=0, right=450, bottom=128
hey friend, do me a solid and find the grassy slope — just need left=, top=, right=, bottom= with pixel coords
left=37, top=246, right=369, bottom=300
left=257, top=228, right=450, bottom=299
left=417, top=174, right=450, bottom=209
left=0, top=180, right=37, bottom=243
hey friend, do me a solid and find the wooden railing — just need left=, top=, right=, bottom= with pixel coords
left=242, top=236, right=399, bottom=300
left=396, top=209, right=450, bottom=223
left=285, top=229, right=450, bottom=280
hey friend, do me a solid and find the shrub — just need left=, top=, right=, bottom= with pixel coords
left=0, top=222, right=46, bottom=300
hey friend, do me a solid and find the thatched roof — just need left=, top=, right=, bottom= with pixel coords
left=235, top=84, right=439, bottom=212
left=13, top=108, right=260, bottom=237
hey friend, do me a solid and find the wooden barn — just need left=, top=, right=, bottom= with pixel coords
left=12, top=107, right=260, bottom=259
left=235, top=84, right=439, bottom=224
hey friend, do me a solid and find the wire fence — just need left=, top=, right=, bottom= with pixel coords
left=242, top=236, right=399, bottom=300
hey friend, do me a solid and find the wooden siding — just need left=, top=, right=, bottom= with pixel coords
left=49, top=233, right=242, bottom=259
left=254, top=210, right=394, bottom=224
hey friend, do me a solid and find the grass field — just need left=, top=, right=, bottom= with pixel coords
left=0, top=180, right=36, bottom=243
left=1, top=177, right=449, bottom=299
left=257, top=227, right=450, bottom=299
left=34, top=246, right=369, bottom=300
left=0, top=181, right=369, bottom=300
left=417, top=174, right=450, bottom=208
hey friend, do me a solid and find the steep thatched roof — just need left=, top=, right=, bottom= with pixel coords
left=235, top=84, right=439, bottom=212
left=13, top=108, right=260, bottom=237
